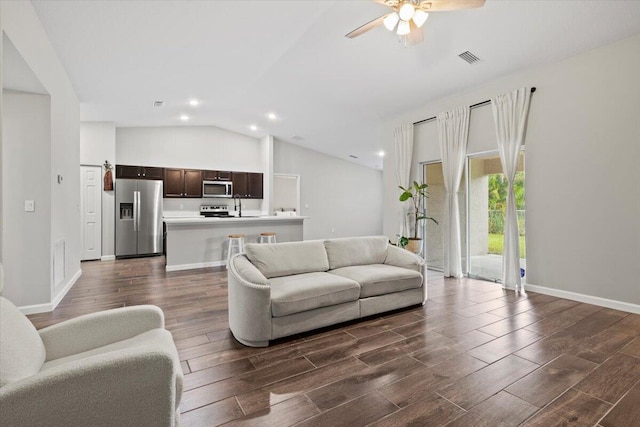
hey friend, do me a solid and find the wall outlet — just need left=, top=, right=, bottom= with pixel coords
left=24, top=200, right=35, bottom=212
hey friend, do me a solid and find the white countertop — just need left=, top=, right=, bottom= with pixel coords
left=163, top=215, right=308, bottom=225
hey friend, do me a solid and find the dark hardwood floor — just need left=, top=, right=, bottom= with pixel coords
left=28, top=257, right=640, bottom=426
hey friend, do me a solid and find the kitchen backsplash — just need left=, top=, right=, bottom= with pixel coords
left=163, top=198, right=263, bottom=217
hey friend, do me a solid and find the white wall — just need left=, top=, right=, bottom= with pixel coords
left=383, top=34, right=640, bottom=308
left=274, top=139, right=383, bottom=240
left=80, top=122, right=116, bottom=259
left=1, top=1, right=81, bottom=311
left=2, top=92, right=51, bottom=306
left=116, top=126, right=262, bottom=172
left=259, top=135, right=273, bottom=214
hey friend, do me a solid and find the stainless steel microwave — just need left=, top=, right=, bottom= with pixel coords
left=202, top=180, right=233, bottom=198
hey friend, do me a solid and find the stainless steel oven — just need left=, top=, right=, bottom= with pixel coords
left=202, top=180, right=233, bottom=198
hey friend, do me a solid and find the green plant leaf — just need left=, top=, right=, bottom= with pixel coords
left=399, top=192, right=412, bottom=202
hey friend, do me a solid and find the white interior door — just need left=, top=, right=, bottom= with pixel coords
left=81, top=165, right=102, bottom=260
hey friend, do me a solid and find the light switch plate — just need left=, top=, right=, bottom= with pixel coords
left=25, top=200, right=35, bottom=212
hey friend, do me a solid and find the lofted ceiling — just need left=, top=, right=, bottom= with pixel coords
left=31, top=0, right=640, bottom=169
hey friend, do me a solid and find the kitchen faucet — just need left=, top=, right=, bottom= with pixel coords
left=233, top=194, right=242, bottom=218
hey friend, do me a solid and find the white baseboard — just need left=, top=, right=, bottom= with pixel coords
left=19, top=269, right=82, bottom=315
left=101, top=255, right=116, bottom=261
left=525, top=283, right=640, bottom=314
left=165, top=260, right=226, bottom=272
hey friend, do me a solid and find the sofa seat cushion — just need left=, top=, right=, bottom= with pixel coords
left=270, top=272, right=360, bottom=317
left=329, top=264, right=422, bottom=298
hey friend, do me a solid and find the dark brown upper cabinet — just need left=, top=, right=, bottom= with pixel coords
left=232, top=172, right=263, bottom=199
left=202, top=170, right=232, bottom=181
left=116, top=165, right=164, bottom=180
left=164, top=168, right=202, bottom=198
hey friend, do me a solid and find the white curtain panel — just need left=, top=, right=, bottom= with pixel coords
left=437, top=107, right=470, bottom=278
left=394, top=123, right=414, bottom=239
left=491, top=87, right=532, bottom=291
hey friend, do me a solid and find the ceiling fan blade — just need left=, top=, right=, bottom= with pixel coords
left=418, top=0, right=486, bottom=12
left=345, top=14, right=387, bottom=39
left=407, top=21, right=424, bottom=45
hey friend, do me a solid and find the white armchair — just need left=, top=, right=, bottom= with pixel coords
left=0, top=264, right=183, bottom=427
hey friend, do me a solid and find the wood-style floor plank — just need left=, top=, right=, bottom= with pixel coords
left=180, top=396, right=244, bottom=427
left=574, top=353, right=640, bottom=403
left=437, top=354, right=539, bottom=409
left=506, top=354, right=598, bottom=408
left=446, top=391, right=538, bottom=427
left=223, top=395, right=319, bottom=427
left=378, top=353, right=487, bottom=408
left=600, top=380, right=640, bottom=427
left=306, top=355, right=424, bottom=411
left=521, top=389, right=611, bottom=427
left=370, top=391, right=463, bottom=427
left=24, top=257, right=640, bottom=426
left=296, top=392, right=397, bottom=427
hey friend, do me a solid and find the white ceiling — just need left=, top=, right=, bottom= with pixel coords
left=31, top=0, right=640, bottom=169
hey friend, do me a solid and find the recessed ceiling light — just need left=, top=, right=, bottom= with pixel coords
left=188, top=99, right=200, bottom=106
left=267, top=112, right=277, bottom=121
left=378, top=150, right=385, bottom=157
left=249, top=124, right=258, bottom=131
left=180, top=115, right=189, bottom=121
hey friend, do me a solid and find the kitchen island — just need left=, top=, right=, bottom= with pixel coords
left=163, top=216, right=307, bottom=271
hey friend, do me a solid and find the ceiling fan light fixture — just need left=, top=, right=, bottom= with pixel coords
left=398, top=3, right=415, bottom=21
left=397, top=20, right=411, bottom=35
left=383, top=12, right=400, bottom=31
left=413, top=10, right=429, bottom=28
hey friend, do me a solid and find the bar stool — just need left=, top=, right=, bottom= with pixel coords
left=226, top=234, right=245, bottom=268
left=259, top=232, right=277, bottom=244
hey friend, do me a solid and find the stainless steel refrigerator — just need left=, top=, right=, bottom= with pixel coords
left=116, top=179, right=163, bottom=257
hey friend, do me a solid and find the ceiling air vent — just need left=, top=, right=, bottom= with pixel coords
left=349, top=155, right=359, bottom=159
left=291, top=135, right=304, bottom=141
left=153, top=101, right=164, bottom=107
left=458, top=51, right=482, bottom=65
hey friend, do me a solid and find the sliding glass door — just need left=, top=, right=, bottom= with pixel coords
left=467, top=151, right=526, bottom=282
left=423, top=162, right=466, bottom=272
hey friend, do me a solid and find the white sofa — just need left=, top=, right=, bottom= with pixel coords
left=228, top=236, right=426, bottom=347
left=0, top=263, right=183, bottom=427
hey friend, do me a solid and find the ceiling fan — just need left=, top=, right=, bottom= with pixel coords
left=346, top=0, right=486, bottom=44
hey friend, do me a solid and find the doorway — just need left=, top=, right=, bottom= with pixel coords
left=467, top=151, right=526, bottom=282
left=423, top=162, right=466, bottom=272
left=80, top=165, right=102, bottom=260
left=272, top=174, right=300, bottom=215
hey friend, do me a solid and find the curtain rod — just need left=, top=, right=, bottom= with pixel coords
left=413, top=87, right=537, bottom=126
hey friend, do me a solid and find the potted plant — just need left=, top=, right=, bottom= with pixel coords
left=398, top=181, right=438, bottom=254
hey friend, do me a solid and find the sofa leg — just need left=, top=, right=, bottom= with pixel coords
left=233, top=335, right=269, bottom=347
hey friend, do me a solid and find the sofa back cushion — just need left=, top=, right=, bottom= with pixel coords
left=244, top=241, right=329, bottom=279
left=324, top=236, right=389, bottom=270
left=0, top=297, right=46, bottom=386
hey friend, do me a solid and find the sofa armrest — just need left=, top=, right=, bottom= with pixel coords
left=0, top=347, right=179, bottom=427
left=385, top=244, right=425, bottom=272
left=39, top=305, right=165, bottom=361
left=385, top=245, right=427, bottom=303
left=227, top=255, right=272, bottom=346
